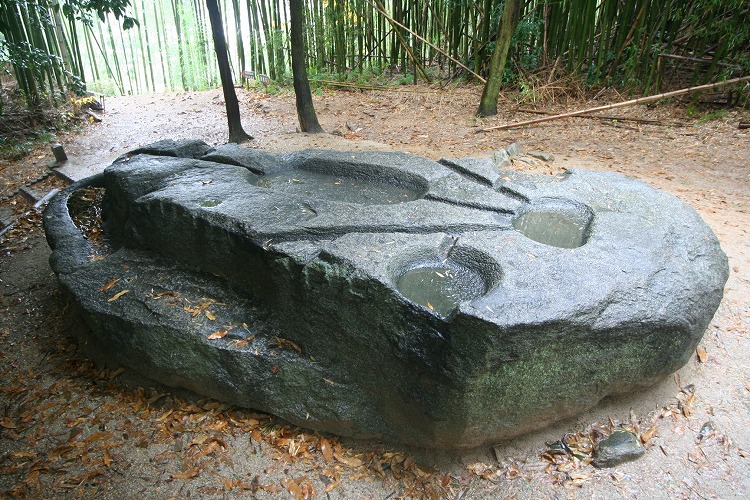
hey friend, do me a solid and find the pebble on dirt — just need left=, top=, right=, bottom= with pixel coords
left=591, top=430, right=645, bottom=468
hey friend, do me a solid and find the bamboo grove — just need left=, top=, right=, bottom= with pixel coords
left=2, top=0, right=749, bottom=107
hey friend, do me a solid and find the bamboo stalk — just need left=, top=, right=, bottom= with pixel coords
left=480, top=75, right=750, bottom=132
left=368, top=0, right=485, bottom=84
left=373, top=0, right=430, bottom=83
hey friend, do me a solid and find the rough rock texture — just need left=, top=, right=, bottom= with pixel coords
left=592, top=430, right=646, bottom=468
left=43, top=140, right=729, bottom=449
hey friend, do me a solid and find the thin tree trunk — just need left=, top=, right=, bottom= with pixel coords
left=477, top=0, right=519, bottom=117
left=89, top=24, right=124, bottom=94
left=104, top=16, right=125, bottom=94
left=257, top=0, right=275, bottom=78
left=171, top=0, right=189, bottom=90
left=154, top=0, right=172, bottom=91
left=83, top=22, right=101, bottom=82
left=290, top=0, right=323, bottom=133
left=205, top=0, right=253, bottom=142
left=374, top=0, right=430, bottom=82
left=52, top=1, right=76, bottom=84
left=230, top=0, right=245, bottom=76
left=135, top=0, right=155, bottom=92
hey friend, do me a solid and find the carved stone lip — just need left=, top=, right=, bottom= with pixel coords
left=43, top=139, right=729, bottom=449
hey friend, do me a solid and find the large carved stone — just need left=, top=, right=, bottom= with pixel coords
left=44, top=140, right=728, bottom=448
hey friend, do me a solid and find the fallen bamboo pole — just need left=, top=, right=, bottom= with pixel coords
left=479, top=75, right=750, bottom=132
left=516, top=108, right=675, bottom=125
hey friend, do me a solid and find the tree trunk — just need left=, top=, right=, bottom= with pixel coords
left=477, top=0, right=519, bottom=117
left=205, top=0, right=252, bottom=142
left=171, top=0, right=189, bottom=90
left=289, top=0, right=323, bottom=133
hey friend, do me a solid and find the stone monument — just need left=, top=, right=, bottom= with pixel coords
left=44, top=140, right=728, bottom=448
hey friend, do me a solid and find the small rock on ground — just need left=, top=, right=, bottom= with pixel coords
left=592, top=430, right=645, bottom=468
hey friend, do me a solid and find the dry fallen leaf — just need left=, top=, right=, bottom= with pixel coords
left=641, top=425, right=658, bottom=443
left=184, top=305, right=202, bottom=316
left=334, top=451, right=363, bottom=468
left=681, top=393, right=696, bottom=417
left=696, top=346, right=707, bottom=363
left=324, top=480, right=341, bottom=493
left=98, top=277, right=121, bottom=292
left=171, top=467, right=200, bottom=480
left=205, top=310, right=216, bottom=321
left=207, top=330, right=228, bottom=340
left=281, top=478, right=302, bottom=499
left=320, top=438, right=334, bottom=462
left=108, top=289, right=130, bottom=302
left=231, top=335, right=255, bottom=348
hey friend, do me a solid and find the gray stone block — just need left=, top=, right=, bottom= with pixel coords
left=44, top=141, right=728, bottom=449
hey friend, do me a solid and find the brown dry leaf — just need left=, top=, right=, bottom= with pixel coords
left=299, top=479, right=316, bottom=499
left=258, top=483, right=280, bottom=493
left=696, top=346, right=707, bottom=363
left=151, top=290, right=178, bottom=299
left=270, top=337, right=303, bottom=354
left=83, top=431, right=113, bottom=444
left=171, top=467, right=200, bottom=480
left=198, top=298, right=216, bottom=309
left=281, top=478, right=302, bottom=499
left=320, top=438, right=334, bottom=462
left=103, top=450, right=112, bottom=467
left=108, top=289, right=130, bottom=302
left=205, top=310, right=217, bottom=321
left=207, top=330, right=228, bottom=340
left=467, top=462, right=496, bottom=480
left=334, top=450, right=364, bottom=468
left=232, top=335, right=255, bottom=348
left=324, top=480, right=341, bottom=493
left=98, top=277, right=121, bottom=292
left=681, top=394, right=696, bottom=417
left=184, top=305, right=203, bottom=316
left=0, top=418, right=17, bottom=429
left=641, top=425, right=658, bottom=443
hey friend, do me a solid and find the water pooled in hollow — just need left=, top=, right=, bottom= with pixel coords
left=396, top=263, right=486, bottom=317
left=513, top=211, right=587, bottom=248
left=254, top=169, right=421, bottom=205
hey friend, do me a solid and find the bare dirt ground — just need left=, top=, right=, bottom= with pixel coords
left=1, top=84, right=749, bottom=498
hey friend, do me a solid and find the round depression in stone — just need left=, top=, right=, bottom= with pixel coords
left=396, top=261, right=486, bottom=316
left=253, top=169, right=422, bottom=205
left=513, top=199, right=593, bottom=248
